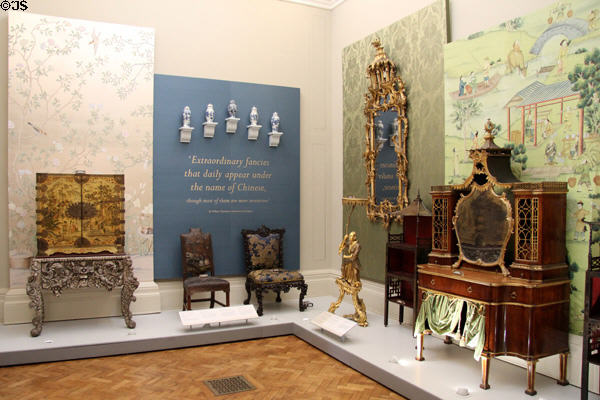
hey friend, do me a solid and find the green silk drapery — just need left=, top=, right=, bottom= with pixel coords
left=414, top=291, right=486, bottom=360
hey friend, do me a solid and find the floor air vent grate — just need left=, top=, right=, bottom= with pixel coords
left=204, top=375, right=256, bottom=396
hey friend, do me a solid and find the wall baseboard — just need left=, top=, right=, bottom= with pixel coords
left=0, top=268, right=594, bottom=392
left=2, top=281, right=161, bottom=324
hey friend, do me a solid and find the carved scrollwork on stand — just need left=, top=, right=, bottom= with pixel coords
left=26, top=254, right=138, bottom=336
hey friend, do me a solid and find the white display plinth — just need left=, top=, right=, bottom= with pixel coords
left=203, top=121, right=218, bottom=138
left=268, top=131, right=283, bottom=147
left=247, top=124, right=262, bottom=140
left=179, top=305, right=259, bottom=328
left=179, top=126, right=194, bottom=143
left=225, top=117, right=240, bottom=133
left=311, top=311, right=357, bottom=341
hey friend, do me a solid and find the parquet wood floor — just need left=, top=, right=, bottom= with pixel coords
left=0, top=335, right=406, bottom=400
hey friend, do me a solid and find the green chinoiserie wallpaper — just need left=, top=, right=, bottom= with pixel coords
left=342, top=0, right=448, bottom=282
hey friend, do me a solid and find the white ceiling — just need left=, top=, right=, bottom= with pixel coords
left=279, top=0, right=346, bottom=10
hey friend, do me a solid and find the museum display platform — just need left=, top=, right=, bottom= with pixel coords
left=0, top=296, right=591, bottom=400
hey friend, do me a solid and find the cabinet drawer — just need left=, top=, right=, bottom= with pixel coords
left=419, top=273, right=492, bottom=302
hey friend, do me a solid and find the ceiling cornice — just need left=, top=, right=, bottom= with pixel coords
left=279, top=0, right=346, bottom=11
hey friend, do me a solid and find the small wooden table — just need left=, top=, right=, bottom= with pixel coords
left=26, top=254, right=139, bottom=337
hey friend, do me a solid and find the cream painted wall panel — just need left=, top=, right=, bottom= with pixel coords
left=0, top=17, right=8, bottom=290
left=310, top=143, right=327, bottom=262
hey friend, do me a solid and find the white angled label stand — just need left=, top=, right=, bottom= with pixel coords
left=311, top=311, right=357, bottom=342
left=179, top=305, right=259, bottom=328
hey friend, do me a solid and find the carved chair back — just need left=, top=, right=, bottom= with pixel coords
left=241, top=225, right=285, bottom=273
left=180, top=228, right=215, bottom=279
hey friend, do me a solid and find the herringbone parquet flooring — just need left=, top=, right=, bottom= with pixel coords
left=0, top=335, right=406, bottom=400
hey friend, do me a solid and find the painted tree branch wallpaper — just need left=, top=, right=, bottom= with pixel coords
left=8, top=12, right=155, bottom=281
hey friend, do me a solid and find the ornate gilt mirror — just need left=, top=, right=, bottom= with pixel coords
left=364, top=39, right=409, bottom=226
left=452, top=186, right=513, bottom=276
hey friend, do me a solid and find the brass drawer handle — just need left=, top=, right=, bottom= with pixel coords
left=510, top=291, right=517, bottom=300
left=430, top=278, right=435, bottom=286
left=467, top=286, right=473, bottom=294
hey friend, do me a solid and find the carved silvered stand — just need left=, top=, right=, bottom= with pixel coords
left=26, top=254, right=139, bottom=337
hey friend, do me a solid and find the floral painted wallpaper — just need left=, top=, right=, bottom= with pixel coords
left=8, top=12, right=154, bottom=272
left=342, top=0, right=447, bottom=281
left=443, top=0, right=600, bottom=335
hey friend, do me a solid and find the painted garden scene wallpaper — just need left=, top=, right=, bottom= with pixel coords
left=444, top=0, right=600, bottom=334
left=7, top=12, right=155, bottom=281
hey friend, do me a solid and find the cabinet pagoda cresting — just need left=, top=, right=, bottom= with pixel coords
left=414, top=130, right=570, bottom=396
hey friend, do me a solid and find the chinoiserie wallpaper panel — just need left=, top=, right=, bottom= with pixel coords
left=8, top=13, right=154, bottom=273
left=342, top=0, right=447, bottom=282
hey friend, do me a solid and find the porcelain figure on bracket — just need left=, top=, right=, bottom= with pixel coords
left=268, top=111, right=283, bottom=147
left=203, top=103, right=218, bottom=138
left=225, top=100, right=240, bottom=134
left=247, top=106, right=262, bottom=140
left=179, top=106, right=194, bottom=143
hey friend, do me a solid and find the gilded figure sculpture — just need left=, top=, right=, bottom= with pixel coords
left=329, top=231, right=368, bottom=327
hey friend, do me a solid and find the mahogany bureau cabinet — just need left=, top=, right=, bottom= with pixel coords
left=415, top=134, right=569, bottom=396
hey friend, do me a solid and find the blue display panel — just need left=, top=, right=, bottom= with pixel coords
left=153, top=74, right=300, bottom=279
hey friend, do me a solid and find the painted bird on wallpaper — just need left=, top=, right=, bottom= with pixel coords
left=89, top=29, right=100, bottom=55
left=27, top=122, right=47, bottom=136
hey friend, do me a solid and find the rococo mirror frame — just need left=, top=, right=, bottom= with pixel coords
left=363, top=39, right=409, bottom=226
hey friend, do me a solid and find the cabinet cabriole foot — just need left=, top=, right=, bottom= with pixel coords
left=525, top=360, right=537, bottom=396
left=480, top=355, right=490, bottom=390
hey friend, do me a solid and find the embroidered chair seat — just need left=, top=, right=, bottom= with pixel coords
left=248, top=269, right=304, bottom=284
left=242, top=225, right=308, bottom=316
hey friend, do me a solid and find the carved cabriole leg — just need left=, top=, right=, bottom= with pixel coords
left=275, top=291, right=282, bottom=303
left=299, top=281, right=308, bottom=311
left=255, top=287, right=264, bottom=316
left=558, top=352, right=569, bottom=386
left=120, top=258, right=139, bottom=329
left=328, top=282, right=345, bottom=314
left=525, top=360, right=537, bottom=396
left=480, top=355, right=491, bottom=390
left=26, top=260, right=44, bottom=337
left=243, top=279, right=252, bottom=305
left=415, top=333, right=425, bottom=361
